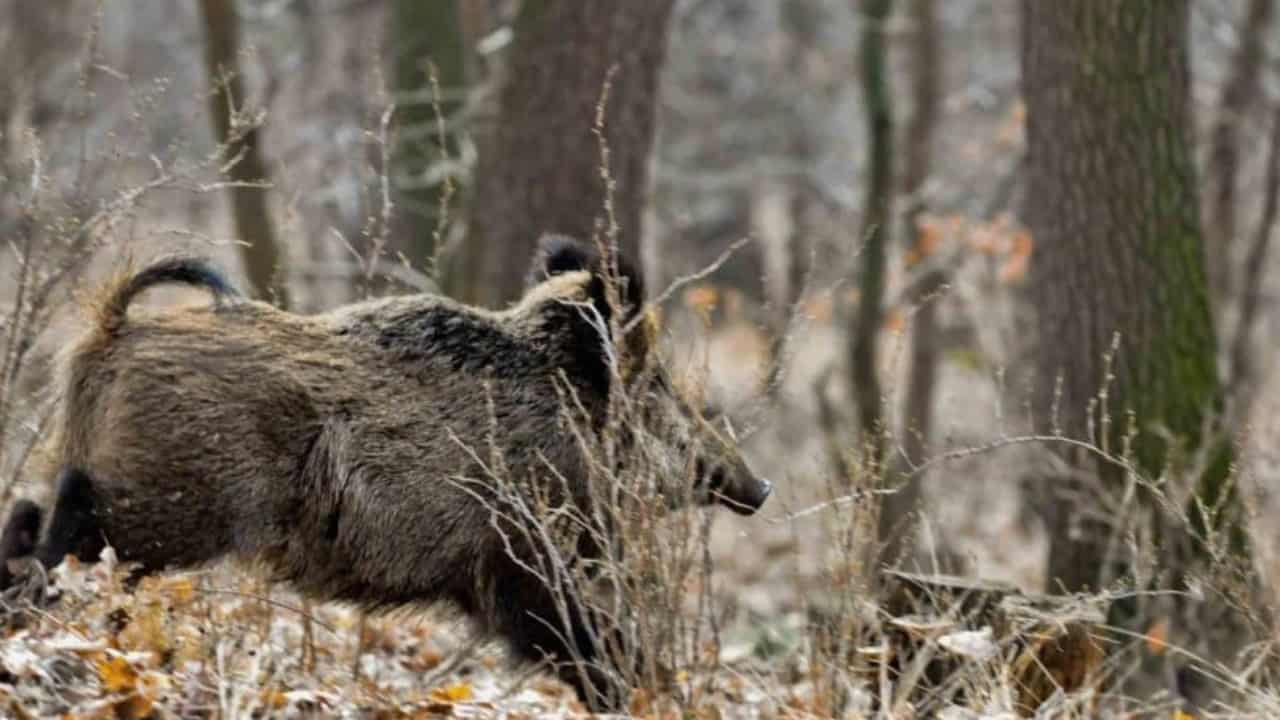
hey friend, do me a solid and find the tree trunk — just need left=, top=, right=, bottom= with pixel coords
left=1204, top=0, right=1273, bottom=305
left=1023, top=0, right=1233, bottom=591
left=849, top=0, right=893, bottom=461
left=199, top=0, right=290, bottom=308
left=461, top=0, right=675, bottom=307
left=763, top=3, right=822, bottom=398
left=1, top=1, right=76, bottom=144
left=389, top=0, right=466, bottom=279
left=1023, top=6, right=1260, bottom=704
left=879, top=0, right=941, bottom=568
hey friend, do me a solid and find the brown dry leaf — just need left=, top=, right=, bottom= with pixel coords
left=403, top=647, right=444, bottom=673
left=882, top=307, right=905, bottom=333
left=98, top=655, right=139, bottom=694
left=943, top=213, right=967, bottom=237
left=967, top=226, right=999, bottom=255
left=1145, top=617, right=1170, bottom=655
left=695, top=705, right=725, bottom=720
left=999, top=250, right=1029, bottom=284
left=117, top=602, right=168, bottom=657
left=628, top=686, right=655, bottom=716
left=428, top=682, right=473, bottom=704
left=113, top=693, right=155, bottom=720
left=159, top=577, right=196, bottom=605
left=915, top=215, right=944, bottom=259
left=533, top=677, right=569, bottom=697
left=803, top=293, right=834, bottom=323
left=261, top=688, right=289, bottom=710
left=683, top=285, right=720, bottom=314
left=650, top=304, right=665, bottom=327
left=170, top=625, right=205, bottom=667
left=1012, top=228, right=1033, bottom=256
left=998, top=99, right=1027, bottom=146
left=999, top=230, right=1033, bottom=284
left=6, top=698, right=36, bottom=720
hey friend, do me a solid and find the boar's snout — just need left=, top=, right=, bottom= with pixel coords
left=708, top=460, right=772, bottom=516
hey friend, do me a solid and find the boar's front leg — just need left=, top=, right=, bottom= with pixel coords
left=0, top=500, right=43, bottom=590
left=37, top=467, right=107, bottom=571
left=493, top=564, right=632, bottom=712
left=0, top=468, right=108, bottom=593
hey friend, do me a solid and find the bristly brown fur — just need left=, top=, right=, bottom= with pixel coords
left=0, top=234, right=771, bottom=712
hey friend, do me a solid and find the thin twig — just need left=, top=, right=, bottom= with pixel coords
left=193, top=588, right=339, bottom=636
left=426, top=61, right=455, bottom=282
left=623, top=237, right=751, bottom=336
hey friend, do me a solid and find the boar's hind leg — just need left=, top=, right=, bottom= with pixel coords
left=0, top=500, right=43, bottom=590
left=36, top=468, right=106, bottom=572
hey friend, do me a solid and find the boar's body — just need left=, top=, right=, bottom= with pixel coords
left=63, top=276, right=601, bottom=613
left=2, top=238, right=771, bottom=711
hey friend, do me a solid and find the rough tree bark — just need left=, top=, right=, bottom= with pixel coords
left=1021, top=4, right=1262, bottom=684
left=199, top=0, right=289, bottom=307
left=1018, top=0, right=1249, bottom=604
left=878, top=0, right=940, bottom=567
left=1204, top=0, right=1273, bottom=304
left=462, top=0, right=676, bottom=307
left=849, top=0, right=893, bottom=460
left=389, top=0, right=465, bottom=277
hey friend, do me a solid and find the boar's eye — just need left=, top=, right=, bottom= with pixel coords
left=693, top=458, right=726, bottom=492
left=700, top=405, right=740, bottom=444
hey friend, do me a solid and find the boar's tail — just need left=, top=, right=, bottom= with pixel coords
left=97, top=256, right=240, bottom=335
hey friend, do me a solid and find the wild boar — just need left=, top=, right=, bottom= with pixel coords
left=0, top=234, right=771, bottom=710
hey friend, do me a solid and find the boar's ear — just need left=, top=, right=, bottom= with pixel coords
left=527, top=233, right=646, bottom=329
left=528, top=233, right=657, bottom=384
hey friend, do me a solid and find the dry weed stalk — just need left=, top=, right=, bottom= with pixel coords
left=787, top=338, right=1273, bottom=717
left=443, top=351, right=729, bottom=712
left=0, top=41, right=275, bottom=506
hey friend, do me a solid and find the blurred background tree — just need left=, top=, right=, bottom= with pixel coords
left=878, top=0, right=943, bottom=570
left=847, top=0, right=893, bottom=472
left=463, top=0, right=677, bottom=306
left=199, top=0, right=290, bottom=307
left=387, top=0, right=466, bottom=283
left=1204, top=0, right=1273, bottom=307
